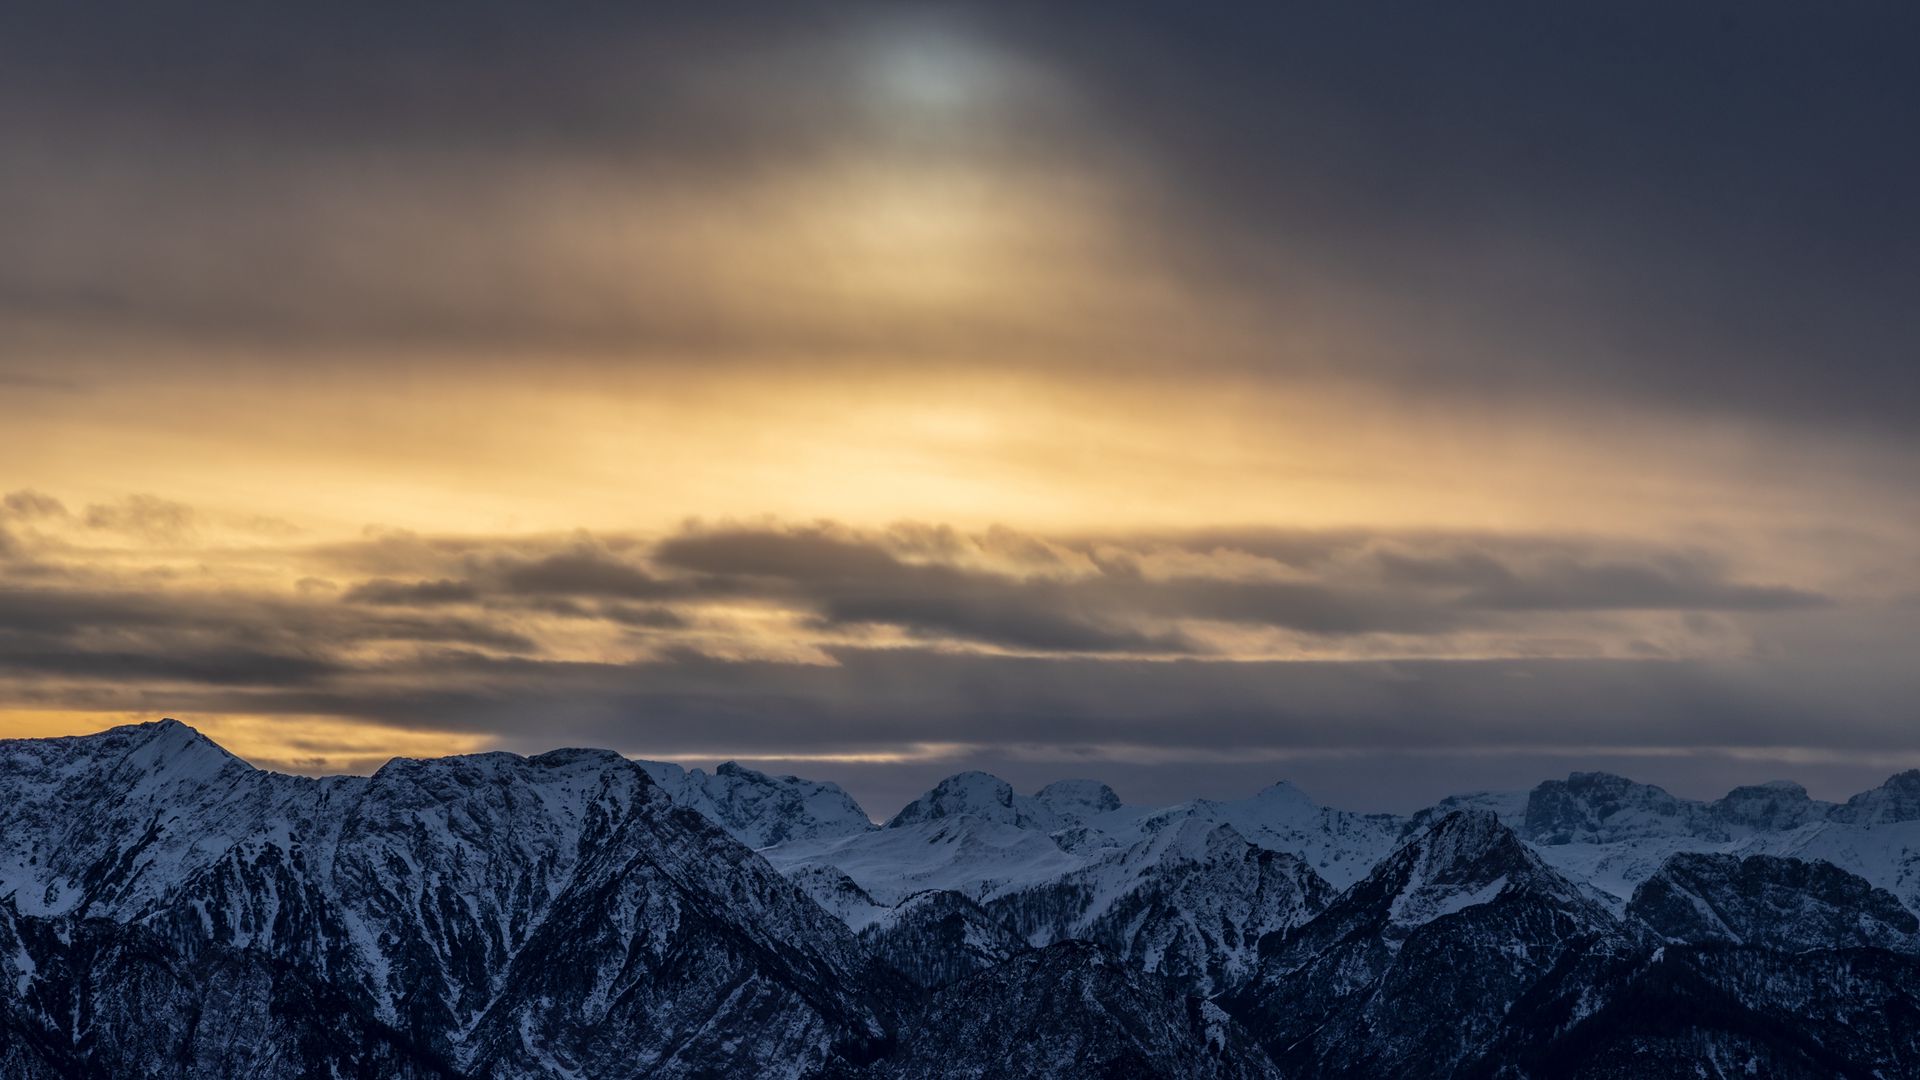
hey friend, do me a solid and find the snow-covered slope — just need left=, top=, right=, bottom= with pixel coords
left=759, top=771, right=1142, bottom=906
left=1127, top=781, right=1406, bottom=888
left=763, top=811, right=1089, bottom=906
left=764, top=769, right=1399, bottom=920
left=989, top=818, right=1332, bottom=993
left=638, top=758, right=875, bottom=848
left=1517, top=771, right=1920, bottom=913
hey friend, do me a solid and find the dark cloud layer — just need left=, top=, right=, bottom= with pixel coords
left=651, top=524, right=1824, bottom=645
left=1, top=3, right=1916, bottom=435
left=1022, top=2, right=1920, bottom=433
left=0, top=510, right=1879, bottom=772
left=1374, top=549, right=1828, bottom=613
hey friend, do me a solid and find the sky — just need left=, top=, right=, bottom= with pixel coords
left=1, top=2, right=1917, bottom=816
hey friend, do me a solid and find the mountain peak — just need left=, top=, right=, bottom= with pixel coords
left=1831, top=769, right=1920, bottom=824
left=1369, top=810, right=1583, bottom=932
left=1711, top=779, right=1826, bottom=830
left=1250, top=779, right=1317, bottom=808
left=1407, top=808, right=1514, bottom=870
left=1522, top=770, right=1710, bottom=844
left=1030, top=778, right=1122, bottom=815
left=637, top=757, right=873, bottom=847
left=113, top=717, right=248, bottom=784
left=887, top=771, right=1018, bottom=828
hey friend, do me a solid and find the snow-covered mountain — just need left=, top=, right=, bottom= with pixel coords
left=0, top=720, right=890, bottom=1078
left=988, top=818, right=1333, bottom=994
left=1226, top=809, right=1637, bottom=1077
left=1127, top=780, right=1407, bottom=888
left=4, top=719, right=1918, bottom=1077
left=1628, top=851, right=1920, bottom=952
left=758, top=771, right=1138, bottom=906
left=1514, top=770, right=1920, bottom=913
left=636, top=758, right=875, bottom=848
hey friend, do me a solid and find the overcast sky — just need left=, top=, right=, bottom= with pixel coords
left=2, top=2, right=1916, bottom=816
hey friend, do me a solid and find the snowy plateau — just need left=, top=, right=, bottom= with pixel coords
left=3, top=720, right=1919, bottom=1077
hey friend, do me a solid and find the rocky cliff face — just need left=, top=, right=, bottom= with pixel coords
left=1629, top=851, right=1920, bottom=952
left=0, top=901, right=458, bottom=1079
left=989, top=817, right=1332, bottom=994
left=1465, top=942, right=1920, bottom=1078
left=867, top=942, right=1281, bottom=1080
left=859, top=889, right=1024, bottom=990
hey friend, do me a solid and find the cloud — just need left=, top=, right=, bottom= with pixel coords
left=81, top=493, right=196, bottom=541
left=98, top=646, right=1918, bottom=771
left=0, top=582, right=539, bottom=693
left=0, top=499, right=1901, bottom=809
left=1374, top=548, right=1830, bottom=613
left=656, top=526, right=1189, bottom=652
left=0, top=644, right=343, bottom=687
left=342, top=578, right=481, bottom=605
left=599, top=604, right=690, bottom=630
left=650, top=523, right=1824, bottom=650
left=2, top=490, right=67, bottom=519
left=0, top=3, right=1912, bottom=445
left=491, top=547, right=677, bottom=599
left=2, top=4, right=1916, bottom=440
left=0, top=511, right=1843, bottom=709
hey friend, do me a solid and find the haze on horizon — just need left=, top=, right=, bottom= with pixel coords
left=1, top=2, right=1916, bottom=815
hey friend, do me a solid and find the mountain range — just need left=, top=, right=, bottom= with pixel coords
left=2, top=719, right=1917, bottom=1077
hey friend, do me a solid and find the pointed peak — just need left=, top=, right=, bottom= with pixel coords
left=134, top=716, right=226, bottom=749
left=1410, top=808, right=1514, bottom=863
left=1872, top=768, right=1920, bottom=792
left=715, top=760, right=783, bottom=783
left=1354, top=809, right=1588, bottom=932
left=1386, top=810, right=1538, bottom=891
left=1832, top=769, right=1920, bottom=824
left=1250, top=779, right=1317, bottom=806
left=117, top=717, right=247, bottom=782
